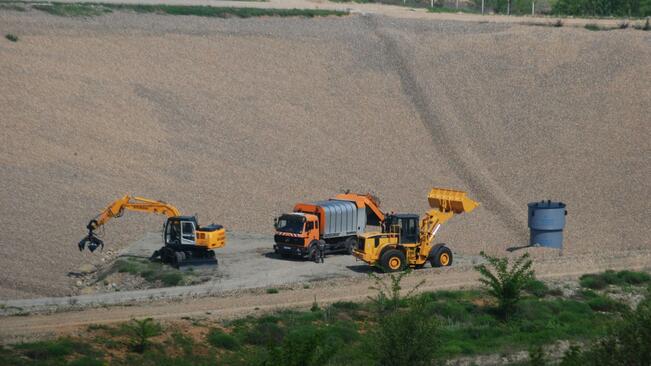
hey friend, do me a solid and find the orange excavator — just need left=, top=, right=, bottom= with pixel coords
left=78, top=195, right=226, bottom=267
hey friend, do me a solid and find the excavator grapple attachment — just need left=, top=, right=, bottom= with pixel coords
left=428, top=188, right=480, bottom=214
left=78, top=233, right=104, bottom=252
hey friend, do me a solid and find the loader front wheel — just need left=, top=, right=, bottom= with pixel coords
left=432, top=247, right=453, bottom=267
left=380, top=249, right=406, bottom=273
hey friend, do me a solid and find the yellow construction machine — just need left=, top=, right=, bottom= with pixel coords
left=78, top=195, right=226, bottom=267
left=353, top=188, right=479, bottom=272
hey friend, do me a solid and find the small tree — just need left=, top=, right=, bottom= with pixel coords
left=367, top=270, right=424, bottom=315
left=367, top=271, right=437, bottom=366
left=475, top=251, right=535, bottom=320
left=124, top=317, right=162, bottom=353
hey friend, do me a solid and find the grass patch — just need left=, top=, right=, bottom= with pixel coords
left=0, top=4, right=26, bottom=11
left=106, top=257, right=193, bottom=287
left=585, top=23, right=605, bottom=31
left=524, top=279, right=549, bottom=298
left=4, top=270, right=646, bottom=365
left=266, top=288, right=279, bottom=294
left=580, top=270, right=651, bottom=290
left=33, top=2, right=347, bottom=18
left=33, top=3, right=112, bottom=16
left=427, top=6, right=478, bottom=14
left=206, top=328, right=239, bottom=350
left=5, top=33, right=18, bottom=42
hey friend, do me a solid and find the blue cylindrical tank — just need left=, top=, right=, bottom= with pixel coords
left=528, top=200, right=567, bottom=249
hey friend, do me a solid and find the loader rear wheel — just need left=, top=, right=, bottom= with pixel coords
left=380, top=249, right=406, bottom=273
left=432, top=247, right=453, bottom=267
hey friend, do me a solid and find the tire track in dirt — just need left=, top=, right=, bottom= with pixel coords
left=362, top=14, right=528, bottom=243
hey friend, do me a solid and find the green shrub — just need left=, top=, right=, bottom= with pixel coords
left=475, top=252, right=535, bottom=320
left=244, top=321, right=285, bottom=346
left=207, top=329, right=239, bottom=350
left=266, top=288, right=279, bottom=294
left=68, top=356, right=105, bottom=366
left=15, top=338, right=77, bottom=359
left=5, top=34, right=18, bottom=42
left=33, top=3, right=111, bottom=17
left=580, top=270, right=651, bottom=289
left=524, top=279, right=549, bottom=298
left=369, top=299, right=439, bottom=366
left=587, top=296, right=627, bottom=313
left=617, top=270, right=651, bottom=285
left=528, top=345, right=547, bottom=366
left=160, top=272, right=183, bottom=286
left=580, top=274, right=608, bottom=290
left=124, top=318, right=162, bottom=353
left=105, top=4, right=347, bottom=18
left=553, top=0, right=651, bottom=17
left=585, top=23, right=603, bottom=31
left=561, top=295, right=651, bottom=364
left=0, top=4, right=25, bottom=11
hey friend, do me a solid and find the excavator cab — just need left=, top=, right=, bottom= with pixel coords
left=164, top=216, right=198, bottom=246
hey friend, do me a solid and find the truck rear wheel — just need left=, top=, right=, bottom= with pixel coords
left=431, top=246, right=453, bottom=267
left=380, top=249, right=406, bottom=272
left=345, top=237, right=356, bottom=255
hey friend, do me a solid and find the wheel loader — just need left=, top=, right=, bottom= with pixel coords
left=352, top=188, right=479, bottom=272
left=78, top=195, right=226, bottom=267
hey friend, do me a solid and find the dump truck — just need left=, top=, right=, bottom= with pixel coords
left=353, top=188, right=479, bottom=272
left=274, top=193, right=384, bottom=260
left=78, top=195, right=226, bottom=267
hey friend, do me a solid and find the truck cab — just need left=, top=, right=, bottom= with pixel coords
left=273, top=213, right=320, bottom=257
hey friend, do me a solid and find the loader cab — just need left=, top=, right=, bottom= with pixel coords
left=164, top=216, right=198, bottom=247
left=383, top=214, right=419, bottom=244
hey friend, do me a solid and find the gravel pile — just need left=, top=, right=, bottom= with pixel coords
left=0, top=10, right=649, bottom=298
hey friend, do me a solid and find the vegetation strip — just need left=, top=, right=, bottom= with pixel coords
left=29, top=2, right=348, bottom=17
left=1, top=259, right=649, bottom=365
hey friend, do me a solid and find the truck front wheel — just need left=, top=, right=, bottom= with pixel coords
left=380, top=249, right=406, bottom=272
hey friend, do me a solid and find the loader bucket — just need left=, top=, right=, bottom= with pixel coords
left=428, top=188, right=480, bottom=214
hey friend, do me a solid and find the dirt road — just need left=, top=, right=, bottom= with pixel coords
left=2, top=248, right=650, bottom=343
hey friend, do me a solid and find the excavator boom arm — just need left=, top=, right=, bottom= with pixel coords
left=79, top=195, right=182, bottom=252
left=90, top=195, right=181, bottom=229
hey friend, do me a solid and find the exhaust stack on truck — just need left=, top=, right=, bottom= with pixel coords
left=274, top=193, right=384, bottom=260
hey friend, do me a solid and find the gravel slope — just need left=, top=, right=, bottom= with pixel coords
left=0, top=9, right=649, bottom=298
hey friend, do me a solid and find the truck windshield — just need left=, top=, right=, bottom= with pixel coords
left=276, top=215, right=305, bottom=234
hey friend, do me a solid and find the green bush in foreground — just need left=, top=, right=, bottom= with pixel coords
left=368, top=299, right=439, bottom=366
left=124, top=318, right=162, bottom=353
left=560, top=295, right=651, bottom=365
left=5, top=34, right=18, bottom=42
left=206, top=329, right=239, bottom=350
left=475, top=252, right=535, bottom=320
left=580, top=270, right=651, bottom=290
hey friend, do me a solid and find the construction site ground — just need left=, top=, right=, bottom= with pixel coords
left=0, top=0, right=650, bottom=346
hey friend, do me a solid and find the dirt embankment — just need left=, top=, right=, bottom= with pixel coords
left=0, top=9, right=649, bottom=299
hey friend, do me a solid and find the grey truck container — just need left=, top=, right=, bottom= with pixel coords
left=312, top=199, right=367, bottom=239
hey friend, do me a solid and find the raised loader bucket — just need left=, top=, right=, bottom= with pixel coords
left=428, top=188, right=480, bottom=214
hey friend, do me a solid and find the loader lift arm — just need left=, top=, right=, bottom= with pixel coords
left=419, top=188, right=480, bottom=247
left=79, top=195, right=181, bottom=252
